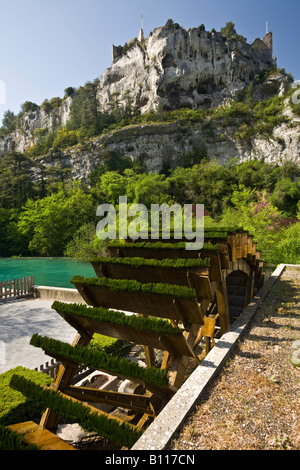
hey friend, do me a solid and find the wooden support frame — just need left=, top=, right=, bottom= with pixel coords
left=194, top=313, right=219, bottom=355
left=216, top=279, right=230, bottom=335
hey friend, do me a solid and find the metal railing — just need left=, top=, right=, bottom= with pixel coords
left=0, top=276, right=35, bottom=299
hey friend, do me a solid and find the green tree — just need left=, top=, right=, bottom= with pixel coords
left=52, top=129, right=78, bottom=150
left=67, top=80, right=100, bottom=133
left=270, top=177, right=300, bottom=216
left=0, top=208, right=30, bottom=256
left=235, top=159, right=279, bottom=192
left=220, top=21, right=237, bottom=39
left=64, top=87, right=75, bottom=98
left=18, top=182, right=95, bottom=256
left=64, top=221, right=102, bottom=261
left=168, top=161, right=237, bottom=215
left=0, top=152, right=35, bottom=209
left=95, top=171, right=127, bottom=205
left=0, top=110, right=17, bottom=136
left=125, top=172, right=171, bottom=207
left=164, top=19, right=181, bottom=29
left=21, top=101, right=39, bottom=113
left=49, top=97, right=63, bottom=109
left=219, top=187, right=289, bottom=261
left=41, top=100, right=53, bottom=114
left=268, top=221, right=300, bottom=264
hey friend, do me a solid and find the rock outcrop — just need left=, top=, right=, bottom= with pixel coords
left=97, top=25, right=276, bottom=114
left=31, top=113, right=299, bottom=183
left=0, top=97, right=72, bottom=154
left=0, top=22, right=299, bottom=178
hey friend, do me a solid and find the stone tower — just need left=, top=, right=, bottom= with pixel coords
left=263, top=31, right=273, bottom=57
left=138, top=28, right=145, bottom=43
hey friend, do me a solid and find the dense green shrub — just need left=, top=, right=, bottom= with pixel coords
left=220, top=21, right=237, bottom=39
left=164, top=19, right=181, bottom=29
left=267, top=221, right=300, bottom=264
left=52, top=129, right=78, bottom=150
left=20, top=101, right=39, bottom=113
left=64, top=222, right=101, bottom=261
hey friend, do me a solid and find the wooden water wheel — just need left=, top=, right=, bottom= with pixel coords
left=6, top=228, right=263, bottom=450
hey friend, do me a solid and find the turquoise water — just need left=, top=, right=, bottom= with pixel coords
left=0, top=258, right=95, bottom=289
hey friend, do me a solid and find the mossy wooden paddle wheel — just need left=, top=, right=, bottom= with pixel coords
left=6, top=228, right=264, bottom=450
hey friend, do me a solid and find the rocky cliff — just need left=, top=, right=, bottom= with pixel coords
left=0, top=23, right=299, bottom=179
left=0, top=97, right=72, bottom=154
left=97, top=25, right=276, bottom=114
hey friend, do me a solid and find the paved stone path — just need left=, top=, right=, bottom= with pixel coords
left=0, top=298, right=77, bottom=375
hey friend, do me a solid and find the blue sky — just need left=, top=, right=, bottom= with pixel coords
left=0, top=0, right=299, bottom=124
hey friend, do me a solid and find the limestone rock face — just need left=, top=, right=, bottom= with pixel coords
left=1, top=23, right=298, bottom=176
left=97, top=26, right=276, bottom=114
left=0, top=97, right=72, bottom=153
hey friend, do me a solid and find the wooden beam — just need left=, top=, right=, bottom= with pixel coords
left=55, top=309, right=198, bottom=357
left=216, top=280, right=230, bottom=335
left=169, top=356, right=192, bottom=390
left=242, top=233, right=248, bottom=258
left=72, top=283, right=204, bottom=324
left=236, top=233, right=243, bottom=258
left=205, top=252, right=223, bottom=283
left=144, top=346, right=156, bottom=368
left=7, top=421, right=77, bottom=451
left=161, top=351, right=172, bottom=370
left=227, top=234, right=237, bottom=262
left=65, top=385, right=154, bottom=416
left=244, top=269, right=255, bottom=307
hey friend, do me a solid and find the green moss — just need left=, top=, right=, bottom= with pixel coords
left=90, top=256, right=210, bottom=269
left=0, top=367, right=52, bottom=426
left=203, top=231, right=228, bottom=239
left=9, top=374, right=143, bottom=448
left=52, top=301, right=182, bottom=335
left=88, top=334, right=132, bottom=358
left=30, top=334, right=169, bottom=387
left=137, top=226, right=239, bottom=236
left=71, top=275, right=197, bottom=299
left=108, top=240, right=220, bottom=251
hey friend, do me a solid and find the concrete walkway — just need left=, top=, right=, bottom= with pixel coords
left=0, top=297, right=77, bottom=375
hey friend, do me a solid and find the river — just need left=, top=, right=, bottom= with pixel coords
left=0, top=257, right=95, bottom=289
